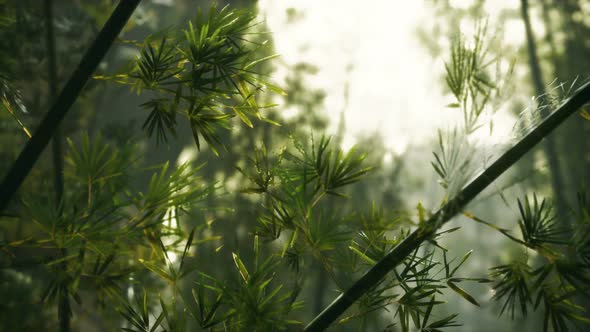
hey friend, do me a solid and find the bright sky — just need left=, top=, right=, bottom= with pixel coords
left=257, top=0, right=524, bottom=154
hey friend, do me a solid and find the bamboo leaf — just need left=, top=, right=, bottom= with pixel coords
left=232, top=252, right=249, bottom=283
left=447, top=281, right=480, bottom=306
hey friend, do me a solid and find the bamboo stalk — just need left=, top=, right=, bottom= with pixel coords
left=0, top=0, right=141, bottom=212
left=305, top=80, right=590, bottom=331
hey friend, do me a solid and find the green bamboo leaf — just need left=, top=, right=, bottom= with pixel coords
left=261, top=116, right=281, bottom=126
left=232, top=252, right=249, bottom=283
left=348, top=245, right=377, bottom=265
left=447, top=281, right=479, bottom=306
left=232, top=106, right=253, bottom=128
left=427, top=313, right=460, bottom=329
left=179, top=227, right=196, bottom=272
left=149, top=312, right=165, bottom=332
left=138, top=259, right=174, bottom=283
left=449, top=250, right=473, bottom=278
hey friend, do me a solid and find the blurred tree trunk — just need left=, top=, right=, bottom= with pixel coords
left=45, top=0, right=63, bottom=204
left=551, top=0, right=590, bottom=195
left=550, top=0, right=590, bottom=314
left=520, top=0, right=568, bottom=220
left=44, top=1, right=69, bottom=331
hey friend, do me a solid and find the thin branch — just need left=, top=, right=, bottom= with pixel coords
left=462, top=211, right=527, bottom=246
left=304, top=80, right=590, bottom=331
left=1, top=97, right=31, bottom=138
left=0, top=0, right=141, bottom=212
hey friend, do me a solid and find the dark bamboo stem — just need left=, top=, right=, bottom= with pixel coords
left=0, top=0, right=141, bottom=212
left=305, top=80, right=590, bottom=331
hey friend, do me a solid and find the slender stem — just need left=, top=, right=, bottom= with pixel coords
left=0, top=0, right=141, bottom=212
left=57, top=249, right=70, bottom=332
left=462, top=211, right=527, bottom=246
left=1, top=98, right=31, bottom=138
left=304, top=81, right=590, bottom=331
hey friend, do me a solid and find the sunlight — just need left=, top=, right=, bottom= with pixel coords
left=153, top=149, right=201, bottom=265
left=503, top=19, right=526, bottom=46
left=449, top=0, right=475, bottom=10
left=163, top=207, right=179, bottom=263
left=177, top=146, right=197, bottom=166
left=258, top=0, right=521, bottom=155
left=258, top=0, right=459, bottom=155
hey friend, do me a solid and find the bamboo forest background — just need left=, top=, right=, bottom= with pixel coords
left=1, top=0, right=590, bottom=331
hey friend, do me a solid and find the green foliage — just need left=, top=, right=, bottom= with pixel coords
left=285, top=135, right=373, bottom=198
left=97, top=4, right=282, bottom=155
left=432, top=23, right=513, bottom=201
left=118, top=289, right=165, bottom=332
left=428, top=18, right=590, bottom=332
left=431, top=129, right=474, bottom=197
left=0, top=73, right=30, bottom=138
left=3, top=2, right=590, bottom=332
left=490, top=260, right=532, bottom=319
left=224, top=249, right=302, bottom=330
left=517, top=195, right=567, bottom=249
left=340, top=239, right=488, bottom=331
left=470, top=191, right=590, bottom=330
left=230, top=135, right=496, bottom=330
left=444, top=22, right=503, bottom=134
left=574, top=192, right=590, bottom=265
left=2, top=132, right=216, bottom=328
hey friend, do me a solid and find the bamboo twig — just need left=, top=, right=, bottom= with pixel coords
left=304, top=80, right=590, bottom=331
left=1, top=97, right=31, bottom=138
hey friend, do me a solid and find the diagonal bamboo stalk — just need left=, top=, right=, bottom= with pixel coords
left=0, top=0, right=141, bottom=212
left=305, top=80, right=590, bottom=331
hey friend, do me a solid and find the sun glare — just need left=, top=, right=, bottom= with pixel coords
left=258, top=1, right=524, bottom=155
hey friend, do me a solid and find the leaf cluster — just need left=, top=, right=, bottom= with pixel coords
left=236, top=136, right=374, bottom=262
left=2, top=134, right=215, bottom=328
left=466, top=193, right=590, bottom=331
left=96, top=4, right=282, bottom=155
left=444, top=22, right=512, bottom=135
